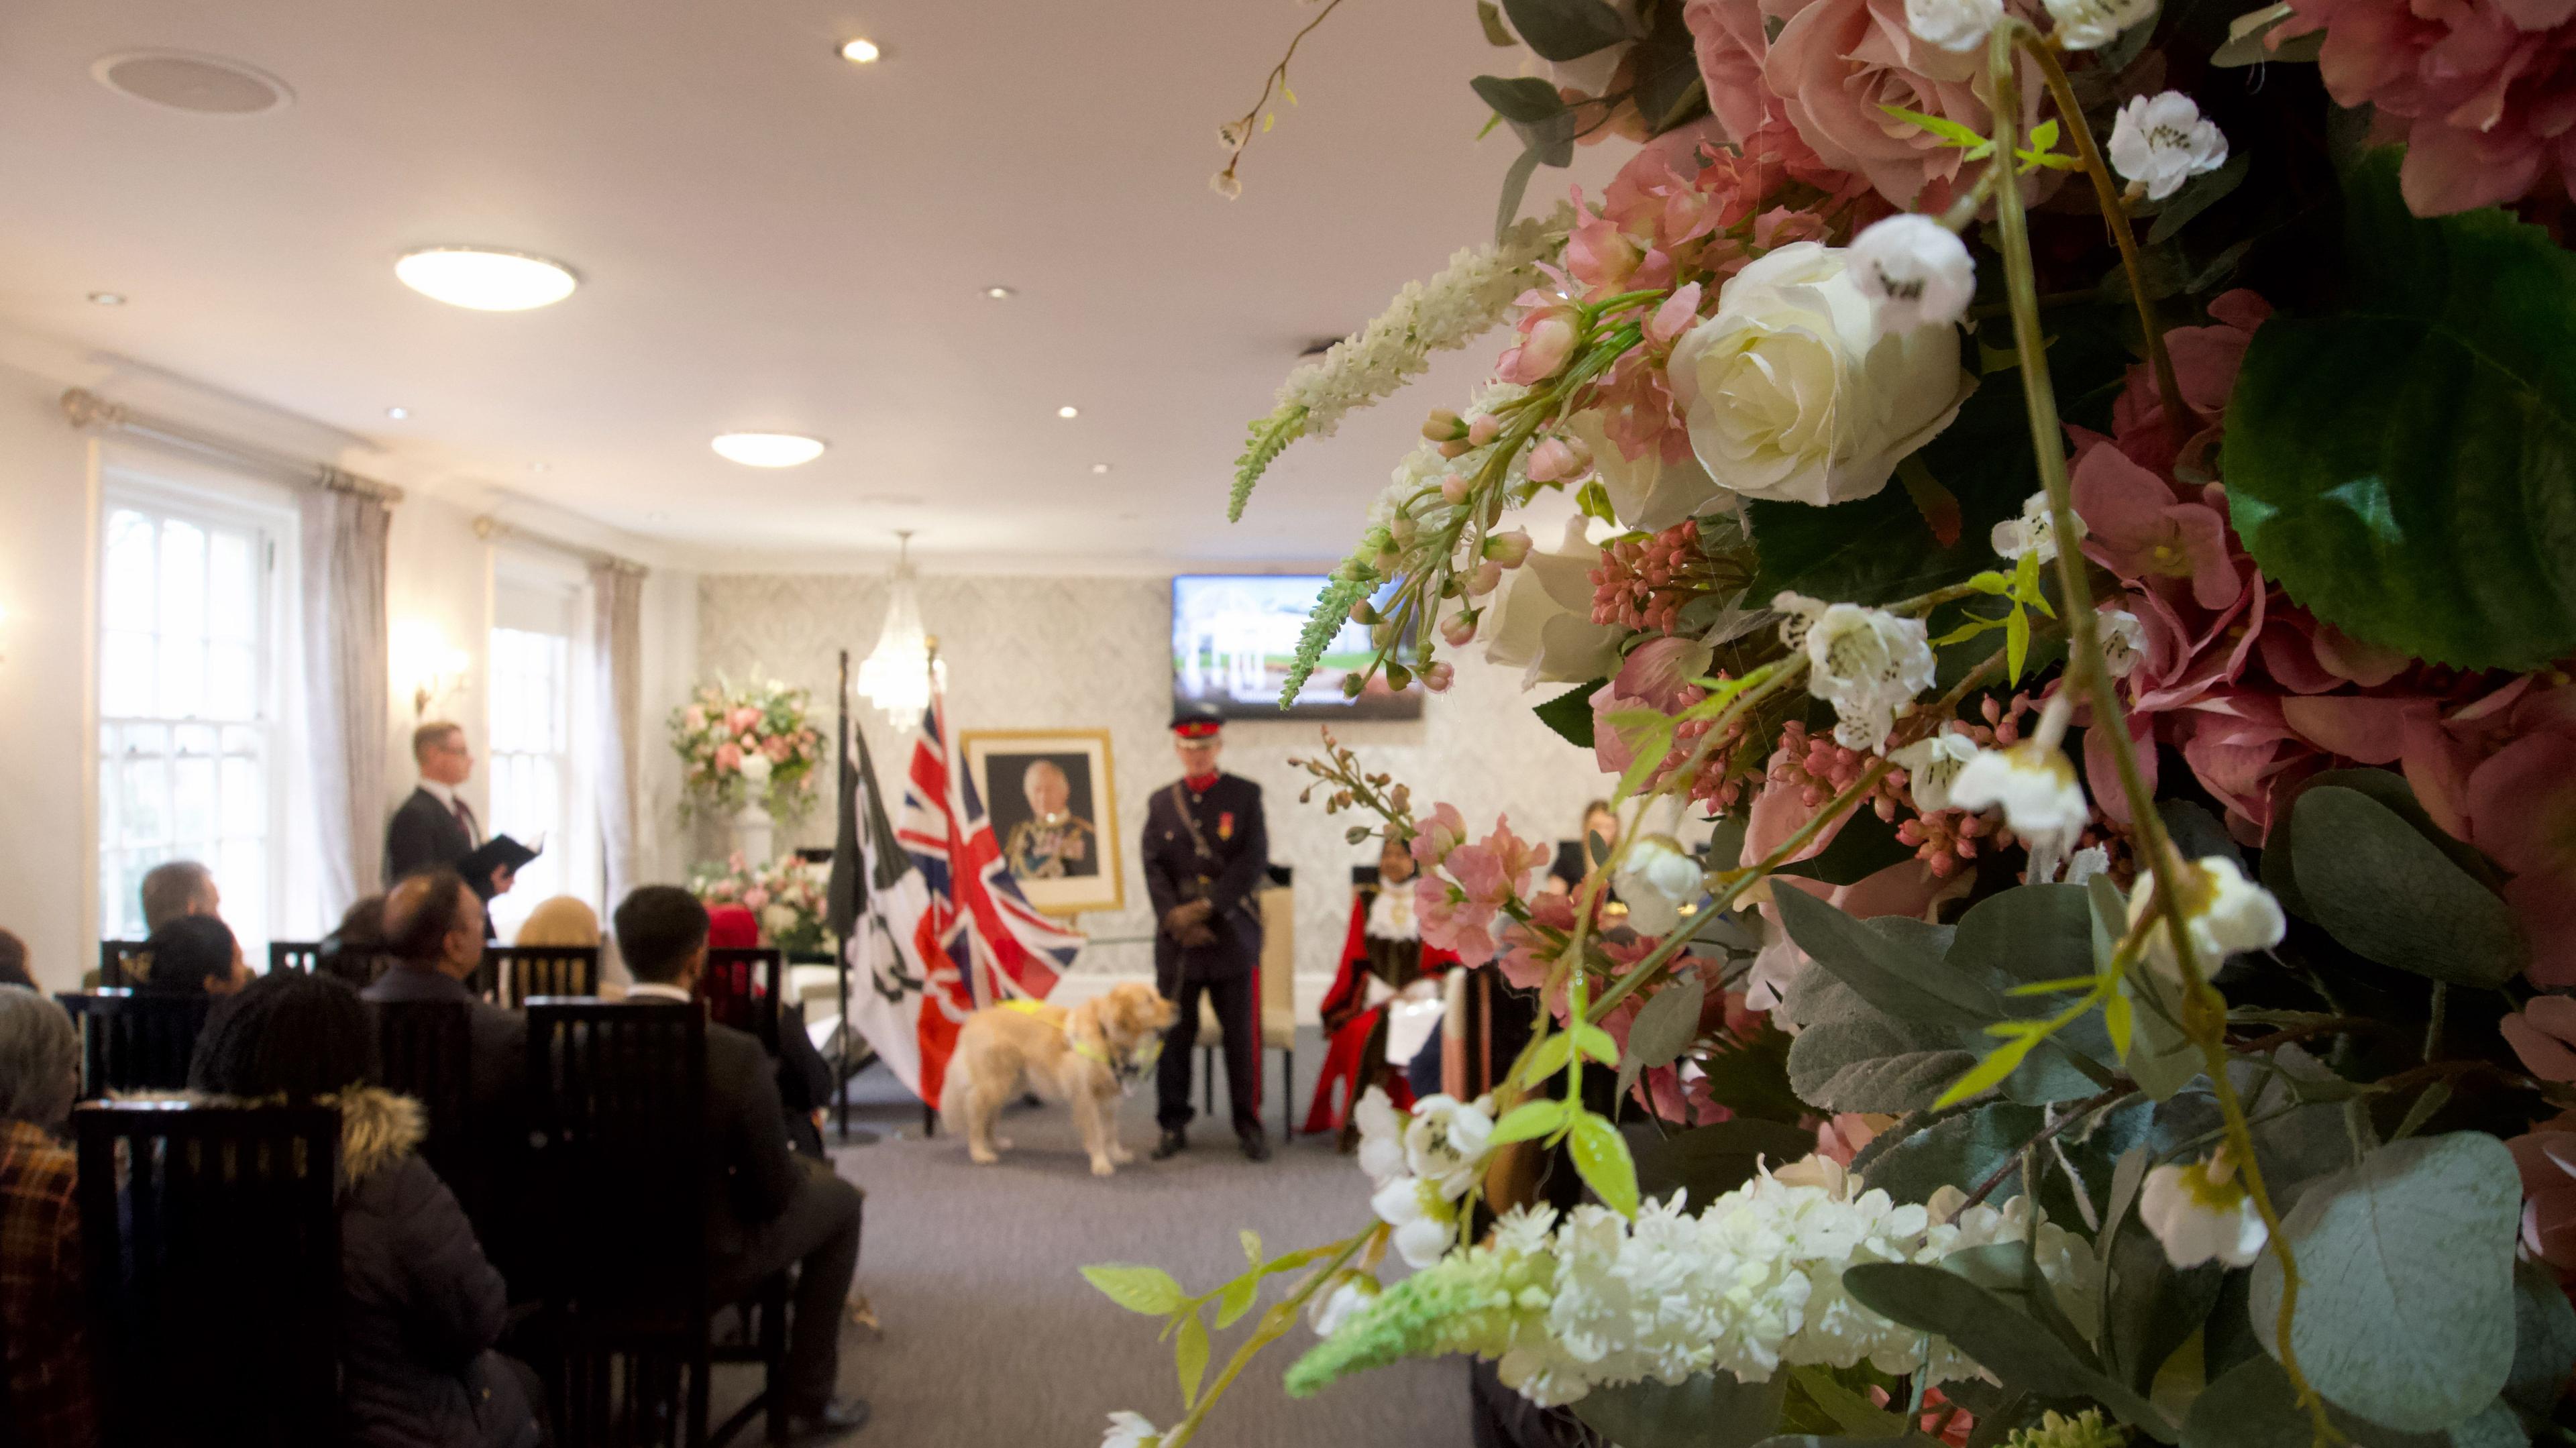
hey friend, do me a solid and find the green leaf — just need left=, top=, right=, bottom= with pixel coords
left=2508, top=1256, right=2576, bottom=1417
left=1629, top=0, right=1709, bottom=133
left=2287, top=785, right=2528, bottom=987
left=1879, top=103, right=1989, bottom=150
left=1477, top=0, right=1519, bottom=45
left=2180, top=1355, right=2454, bottom=1447
left=1528, top=1032, right=1576, bottom=1082
left=1633, top=1117, right=1823, bottom=1205
left=1570, top=1110, right=1642, bottom=1217
left=1787, top=1366, right=1915, bottom=1436
left=1862, top=1101, right=2042, bottom=1207
left=2145, top=151, right=2251, bottom=245
left=1534, top=679, right=1602, bottom=749
left=2247, top=1132, right=2522, bottom=1432
left=1499, top=0, right=1632, bottom=59
left=1931, top=1036, right=2043, bottom=1108
left=1470, top=72, right=1569, bottom=123
left=1617, top=972, right=1707, bottom=1101
left=1215, top=1275, right=1259, bottom=1329
left=1571, top=1370, right=1790, bottom=1448
left=1491, top=1098, right=1571, bottom=1145
left=1773, top=889, right=1990, bottom=1026
left=2224, top=148, right=2576, bottom=669
left=1082, top=1264, right=1186, bottom=1315
left=1840, top=1263, right=2178, bottom=1440
left=1177, top=1310, right=1210, bottom=1408
left=2263, top=768, right=2501, bottom=918
left=1574, top=1021, right=1620, bottom=1065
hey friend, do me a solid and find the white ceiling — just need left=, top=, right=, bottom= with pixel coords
left=0, top=0, right=1610, bottom=568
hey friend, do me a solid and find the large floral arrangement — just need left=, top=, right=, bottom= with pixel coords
left=668, top=678, right=824, bottom=824
left=686, top=850, right=833, bottom=954
left=1085, top=0, right=2576, bottom=1445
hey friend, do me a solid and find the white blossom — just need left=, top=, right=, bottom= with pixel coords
left=1890, top=732, right=1980, bottom=812
left=1101, top=1410, right=1161, bottom=1448
left=1905, top=0, right=2007, bottom=48
left=2098, top=608, right=2147, bottom=678
left=1778, top=594, right=1937, bottom=753
left=1310, top=1274, right=1382, bottom=1337
left=1405, top=1093, right=1497, bottom=1199
left=2045, top=0, right=2159, bottom=48
left=2140, top=1156, right=2268, bottom=1268
left=1371, top=1174, right=1460, bottom=1269
left=1848, top=215, right=1978, bottom=336
left=1951, top=742, right=2090, bottom=881
left=2107, top=91, right=2229, bottom=201
left=1990, top=491, right=2085, bottom=563
left=1352, top=1086, right=1409, bottom=1185
left=1613, top=834, right=1703, bottom=936
left=2125, top=855, right=2285, bottom=985
left=2065, top=844, right=2113, bottom=886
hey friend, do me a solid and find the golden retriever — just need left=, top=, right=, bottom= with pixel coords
left=941, top=982, right=1178, bottom=1176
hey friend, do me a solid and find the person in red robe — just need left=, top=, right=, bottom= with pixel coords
left=1304, top=836, right=1459, bottom=1143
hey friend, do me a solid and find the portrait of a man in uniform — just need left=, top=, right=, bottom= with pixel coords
left=961, top=729, right=1123, bottom=915
left=1000, top=758, right=1099, bottom=881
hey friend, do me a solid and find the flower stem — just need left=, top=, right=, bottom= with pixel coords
left=1158, top=1228, right=1374, bottom=1448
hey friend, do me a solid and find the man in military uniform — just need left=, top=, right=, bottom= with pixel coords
left=1142, top=702, right=1271, bottom=1161
left=1002, top=759, right=1097, bottom=881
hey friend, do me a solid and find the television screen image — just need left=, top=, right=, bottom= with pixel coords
left=1171, top=574, right=1424, bottom=720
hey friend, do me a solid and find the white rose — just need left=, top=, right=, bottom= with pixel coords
left=1666, top=243, right=1974, bottom=508
left=761, top=903, right=796, bottom=936
left=739, top=752, right=775, bottom=788
left=1483, top=516, right=1625, bottom=687
left=1564, top=410, right=1726, bottom=533
left=1612, top=834, right=1703, bottom=936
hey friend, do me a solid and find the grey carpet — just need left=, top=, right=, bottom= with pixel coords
left=717, top=1028, right=1472, bottom=1446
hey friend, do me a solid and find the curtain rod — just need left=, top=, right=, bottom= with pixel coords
left=58, top=388, right=406, bottom=505
left=473, top=515, right=647, bottom=576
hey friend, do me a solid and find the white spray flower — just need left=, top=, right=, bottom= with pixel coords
left=1309, top=1273, right=1383, bottom=1337
left=1352, top=1085, right=1409, bottom=1185
left=1890, top=732, right=1980, bottom=812
left=2045, top=0, right=2159, bottom=48
left=2098, top=608, right=2147, bottom=678
left=2140, top=1154, right=2268, bottom=1268
left=2108, top=91, right=2229, bottom=200
left=2125, top=854, right=2285, bottom=984
left=1404, top=1093, right=1497, bottom=1199
left=1951, top=742, right=2090, bottom=881
left=1613, top=834, right=1703, bottom=936
left=2064, top=845, right=2112, bottom=886
left=1905, top=0, right=2008, bottom=48
left=1848, top=215, right=1978, bottom=336
left=1990, top=491, right=2085, bottom=563
left=1101, top=1410, right=1161, bottom=1448
left=1779, top=594, right=1937, bottom=753
left=1371, top=1174, right=1461, bottom=1269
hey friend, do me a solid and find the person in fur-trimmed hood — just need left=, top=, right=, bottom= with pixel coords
left=187, top=970, right=542, bottom=1448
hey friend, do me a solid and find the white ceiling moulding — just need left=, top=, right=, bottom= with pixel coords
left=471, top=514, right=645, bottom=577
left=58, top=387, right=405, bottom=504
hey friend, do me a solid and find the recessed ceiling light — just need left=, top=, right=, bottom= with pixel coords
left=840, top=38, right=882, bottom=63
left=528, top=462, right=551, bottom=474
left=384, top=406, right=410, bottom=420
left=1091, top=463, right=1112, bottom=474
left=712, top=432, right=828, bottom=468
left=983, top=285, right=1015, bottom=300
left=88, top=292, right=125, bottom=307
left=394, top=247, right=579, bottom=311
left=1057, top=406, right=1080, bottom=419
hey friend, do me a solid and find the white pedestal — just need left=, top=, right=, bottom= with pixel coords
left=732, top=798, right=775, bottom=867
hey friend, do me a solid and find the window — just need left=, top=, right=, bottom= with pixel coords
left=97, top=499, right=278, bottom=954
left=487, top=568, right=595, bottom=937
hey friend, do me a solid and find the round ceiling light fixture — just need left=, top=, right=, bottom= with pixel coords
left=93, top=50, right=294, bottom=115
left=983, top=285, right=1015, bottom=300
left=394, top=247, right=580, bottom=311
left=840, top=38, right=883, bottom=63
left=88, top=292, right=126, bottom=307
left=1057, top=405, right=1080, bottom=419
left=711, top=432, right=828, bottom=468
left=1091, top=463, right=1112, bottom=474
left=384, top=406, right=410, bottom=420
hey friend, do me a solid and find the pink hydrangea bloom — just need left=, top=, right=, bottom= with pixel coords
left=2504, top=995, right=2576, bottom=1081
left=714, top=742, right=743, bottom=773
left=2510, top=1129, right=2576, bottom=1276
left=2072, top=447, right=2245, bottom=612
left=1416, top=814, right=1548, bottom=966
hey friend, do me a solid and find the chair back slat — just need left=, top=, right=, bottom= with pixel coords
left=57, top=991, right=213, bottom=1099
left=75, top=1101, right=341, bottom=1447
left=698, top=947, right=783, bottom=1052
left=267, top=940, right=322, bottom=975
left=486, top=946, right=600, bottom=1007
left=371, top=1000, right=474, bottom=1190
left=523, top=1001, right=708, bottom=1311
left=317, top=947, right=393, bottom=990
left=98, top=940, right=147, bottom=989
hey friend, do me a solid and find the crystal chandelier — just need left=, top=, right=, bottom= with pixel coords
left=853, top=531, right=936, bottom=728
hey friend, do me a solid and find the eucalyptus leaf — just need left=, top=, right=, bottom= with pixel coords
left=1499, top=0, right=1632, bottom=60
left=2263, top=768, right=2501, bottom=917
left=1774, top=889, right=1988, bottom=1025
left=1783, top=970, right=1979, bottom=1114
left=2102, top=1208, right=2224, bottom=1392
left=1619, top=972, right=1706, bottom=1102
left=1571, top=1369, right=1789, bottom=1448
left=2287, top=786, right=2528, bottom=987
left=2505, top=1256, right=2576, bottom=1418
left=1840, top=1264, right=2178, bottom=1441
left=2247, top=1133, right=2522, bottom=1432
left=2225, top=149, right=2576, bottom=669
left=2182, top=1355, right=2453, bottom=1447
left=1860, top=1101, right=2042, bottom=1207
left=2145, top=151, right=2250, bottom=245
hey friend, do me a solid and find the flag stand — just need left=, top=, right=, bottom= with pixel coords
left=830, top=644, right=882, bottom=1147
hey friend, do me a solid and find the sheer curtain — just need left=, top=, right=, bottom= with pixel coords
left=298, top=481, right=391, bottom=916
left=590, top=561, right=645, bottom=908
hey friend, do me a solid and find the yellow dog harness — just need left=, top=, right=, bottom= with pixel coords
left=998, top=997, right=1162, bottom=1091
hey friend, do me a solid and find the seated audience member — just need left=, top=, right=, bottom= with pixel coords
left=134, top=915, right=253, bottom=995
left=706, top=905, right=837, bottom=1159
left=189, top=973, right=541, bottom=1448
left=0, top=928, right=35, bottom=990
left=511, top=895, right=598, bottom=948
left=366, top=872, right=527, bottom=1120
left=614, top=886, right=869, bottom=1438
left=140, top=858, right=222, bottom=932
left=1544, top=800, right=1619, bottom=897
left=0, top=987, right=95, bottom=1445
left=1306, top=835, right=1458, bottom=1141
left=320, top=895, right=390, bottom=985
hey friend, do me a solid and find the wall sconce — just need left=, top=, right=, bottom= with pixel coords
left=392, top=620, right=471, bottom=720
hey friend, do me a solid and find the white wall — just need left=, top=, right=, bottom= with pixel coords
left=694, top=572, right=1609, bottom=990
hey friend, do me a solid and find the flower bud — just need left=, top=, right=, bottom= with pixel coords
left=1421, top=409, right=1466, bottom=442
left=1440, top=609, right=1480, bottom=648
left=1210, top=169, right=1243, bottom=200
left=1421, top=661, right=1456, bottom=692
left=1438, top=439, right=1472, bottom=459
left=1388, top=514, right=1419, bottom=547
left=1467, top=414, right=1503, bottom=447
left=1481, top=528, right=1534, bottom=568
left=1348, top=598, right=1381, bottom=625
left=1341, top=671, right=1366, bottom=699
left=1464, top=559, right=1504, bottom=597
left=1440, top=475, right=1472, bottom=506
left=1525, top=435, right=1595, bottom=484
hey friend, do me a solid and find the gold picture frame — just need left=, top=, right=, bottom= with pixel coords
left=959, top=727, right=1123, bottom=917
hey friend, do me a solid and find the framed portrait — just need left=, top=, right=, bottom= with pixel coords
left=959, top=728, right=1123, bottom=917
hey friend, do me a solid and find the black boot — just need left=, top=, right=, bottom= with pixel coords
left=1150, top=1127, right=1189, bottom=1160
left=1238, top=1127, right=1270, bottom=1162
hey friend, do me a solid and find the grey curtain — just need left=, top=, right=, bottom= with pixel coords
left=299, top=483, right=391, bottom=915
left=591, top=562, right=645, bottom=906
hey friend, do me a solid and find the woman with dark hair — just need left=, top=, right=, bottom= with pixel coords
left=133, top=914, right=251, bottom=995
left=189, top=973, right=541, bottom=1448
left=319, top=894, right=390, bottom=988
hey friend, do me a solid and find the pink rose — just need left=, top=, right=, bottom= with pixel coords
left=1760, top=0, right=2051, bottom=209
left=742, top=886, right=770, bottom=911
left=714, top=742, right=743, bottom=773
left=683, top=705, right=706, bottom=730
left=728, top=706, right=760, bottom=732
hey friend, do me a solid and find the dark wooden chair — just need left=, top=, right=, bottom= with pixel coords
left=698, top=947, right=784, bottom=1053
left=318, top=946, right=394, bottom=990
left=523, top=1001, right=787, bottom=1446
left=268, top=940, right=323, bottom=974
left=57, top=991, right=213, bottom=1099
left=74, top=1099, right=341, bottom=1447
left=371, top=999, right=474, bottom=1191
left=487, top=945, right=600, bottom=1006
left=97, top=939, right=148, bottom=987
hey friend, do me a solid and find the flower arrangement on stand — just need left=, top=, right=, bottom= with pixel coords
left=686, top=851, right=833, bottom=955
left=668, top=679, right=824, bottom=826
left=1083, top=1, right=2576, bottom=1445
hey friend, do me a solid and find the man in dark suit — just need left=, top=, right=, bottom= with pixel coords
left=386, top=721, right=479, bottom=884
left=1142, top=703, right=1271, bottom=1162
left=614, top=887, right=869, bottom=1440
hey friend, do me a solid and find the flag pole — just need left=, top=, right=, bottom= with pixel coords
left=835, top=646, right=857, bottom=1141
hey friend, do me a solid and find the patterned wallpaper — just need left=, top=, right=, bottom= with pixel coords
left=694, top=572, right=1609, bottom=983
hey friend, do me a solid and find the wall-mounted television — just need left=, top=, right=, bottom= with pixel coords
left=1171, top=574, right=1424, bottom=721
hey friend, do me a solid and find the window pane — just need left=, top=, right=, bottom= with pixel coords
left=207, top=641, right=256, bottom=720
left=121, top=755, right=168, bottom=848
left=159, top=635, right=205, bottom=718
left=222, top=755, right=264, bottom=838
left=101, top=630, right=154, bottom=718
left=158, top=519, right=205, bottom=642
left=207, top=530, right=256, bottom=641
left=103, top=510, right=156, bottom=631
